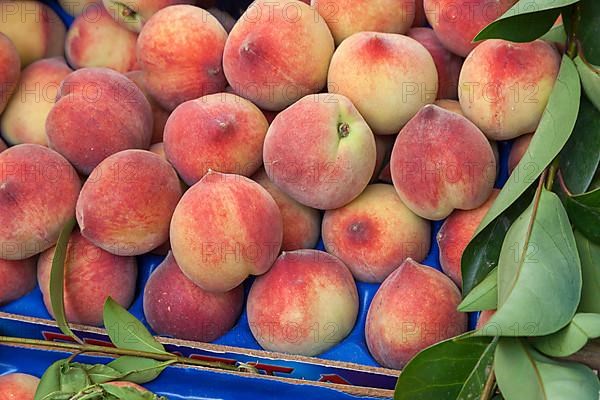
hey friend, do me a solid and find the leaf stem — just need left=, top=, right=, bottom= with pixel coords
left=545, top=158, right=560, bottom=191
left=557, top=170, right=573, bottom=196
left=480, top=366, right=496, bottom=400
left=566, top=3, right=580, bottom=59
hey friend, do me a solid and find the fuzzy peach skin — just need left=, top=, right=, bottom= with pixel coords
left=126, top=71, right=170, bottom=144
left=137, top=5, right=227, bottom=111
left=38, top=231, right=137, bottom=326
left=65, top=7, right=138, bottom=73
left=365, top=258, right=467, bottom=369
left=327, top=32, right=438, bottom=135
left=252, top=168, right=321, bottom=251
left=424, top=0, right=517, bottom=57
left=0, top=373, right=39, bottom=400
left=390, top=104, right=496, bottom=220
left=0, top=1, right=66, bottom=67
left=408, top=27, right=463, bottom=99
left=508, top=133, right=533, bottom=173
left=263, top=93, right=376, bottom=210
left=59, top=0, right=103, bottom=16
left=412, top=0, right=426, bottom=26
left=0, top=144, right=81, bottom=260
left=46, top=67, right=153, bottom=175
left=208, top=7, right=236, bottom=33
left=247, top=249, right=359, bottom=356
left=149, top=142, right=165, bottom=159
left=0, top=138, right=6, bottom=152
left=323, top=184, right=431, bottom=283
left=144, top=252, right=244, bottom=342
left=0, top=257, right=37, bottom=305
left=170, top=171, right=282, bottom=292
left=458, top=39, right=561, bottom=140
left=437, top=189, right=498, bottom=288
left=0, top=33, right=19, bottom=115
left=476, top=309, right=496, bottom=329
left=104, top=0, right=196, bottom=32
left=223, top=0, right=334, bottom=111
left=371, top=135, right=395, bottom=183
left=1, top=58, right=72, bottom=146
left=434, top=99, right=464, bottom=115
left=76, top=150, right=182, bottom=256
left=164, top=93, right=269, bottom=185
left=312, top=0, right=415, bottom=45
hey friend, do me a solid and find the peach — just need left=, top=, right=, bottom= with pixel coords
left=170, top=171, right=282, bottom=293
left=323, top=184, right=431, bottom=283
left=408, top=27, right=463, bottom=99
left=0, top=144, right=81, bottom=260
left=65, top=7, right=139, bottom=73
left=424, top=0, right=517, bottom=57
left=365, top=258, right=467, bottom=369
left=436, top=189, right=498, bottom=288
left=252, top=168, right=321, bottom=251
left=1, top=57, right=72, bottom=146
left=312, top=0, right=415, bottom=45
left=263, top=93, right=376, bottom=210
left=0, top=138, right=6, bottom=152
left=149, top=142, right=166, bottom=159
left=125, top=70, right=170, bottom=144
left=508, top=133, right=533, bottom=173
left=59, top=0, right=103, bottom=17
left=412, top=0, right=426, bottom=26
left=476, top=309, right=496, bottom=329
left=327, top=32, right=438, bottom=135
left=0, top=373, right=39, bottom=399
left=223, top=0, right=334, bottom=111
left=143, top=252, right=244, bottom=342
left=434, top=98, right=463, bottom=115
left=390, top=104, right=496, bottom=220
left=46, top=67, right=153, bottom=175
left=0, top=257, right=37, bottom=305
left=371, top=135, right=395, bottom=183
left=137, top=5, right=227, bottom=111
left=247, top=250, right=359, bottom=356
left=0, top=32, right=20, bottom=114
left=458, top=39, right=561, bottom=140
left=103, top=0, right=196, bottom=32
left=164, top=93, right=269, bottom=185
left=38, top=231, right=137, bottom=326
left=379, top=162, right=392, bottom=184
left=76, top=150, right=182, bottom=256
left=208, top=7, right=236, bottom=33
left=0, top=1, right=66, bottom=67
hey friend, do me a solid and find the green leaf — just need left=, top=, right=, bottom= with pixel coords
left=107, top=357, right=173, bottom=384
left=574, top=58, right=600, bottom=111
left=576, top=230, right=600, bottom=313
left=84, top=364, right=122, bottom=384
left=462, top=56, right=581, bottom=295
left=103, top=297, right=167, bottom=354
left=34, top=360, right=67, bottom=400
left=540, top=23, right=567, bottom=43
left=567, top=0, right=600, bottom=65
left=565, top=187, right=600, bottom=243
left=474, top=0, right=579, bottom=42
left=534, top=313, right=600, bottom=357
left=394, top=334, right=497, bottom=400
left=458, top=267, right=498, bottom=312
left=495, top=338, right=600, bottom=400
left=483, top=188, right=581, bottom=337
left=49, top=218, right=80, bottom=343
left=100, top=384, right=165, bottom=400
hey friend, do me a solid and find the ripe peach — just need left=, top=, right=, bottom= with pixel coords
left=65, top=7, right=139, bottom=73
left=247, top=250, right=359, bottom=356
left=263, top=93, right=376, bottom=210
left=458, top=39, right=561, bottom=140
left=252, top=168, right=321, bottom=251
left=312, top=0, right=415, bottom=45
left=508, top=133, right=533, bottom=173
left=476, top=309, right=496, bottom=329
left=328, top=32, right=438, bottom=135
left=164, top=93, right=269, bottom=185
left=0, top=33, right=19, bottom=114
left=0, top=138, right=6, bottom=152
left=46, top=68, right=153, bottom=175
left=424, top=0, right=517, bottom=57
left=137, top=5, right=227, bottom=111
left=149, top=142, right=165, bottom=159
left=0, top=373, right=39, bottom=399
left=371, top=135, right=395, bottom=183
left=0, top=257, right=37, bottom=305
left=103, top=0, right=196, bottom=32
left=0, top=1, right=66, bottom=67
left=223, top=0, right=334, bottom=111
left=323, top=184, right=431, bottom=283
left=436, top=189, right=498, bottom=288
left=38, top=231, right=137, bottom=326
left=366, top=258, right=467, bottom=369
left=170, top=171, right=282, bottom=293
left=208, top=7, right=236, bottom=33
left=390, top=104, right=496, bottom=220
left=1, top=57, right=72, bottom=146
left=59, top=0, right=103, bottom=17
left=408, top=27, right=463, bottom=99
left=0, top=144, right=81, bottom=260
left=76, top=150, right=182, bottom=256
left=412, top=0, right=426, bottom=26
left=143, top=252, right=244, bottom=342
left=434, top=98, right=463, bottom=115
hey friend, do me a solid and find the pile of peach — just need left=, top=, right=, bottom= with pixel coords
left=0, top=0, right=559, bottom=371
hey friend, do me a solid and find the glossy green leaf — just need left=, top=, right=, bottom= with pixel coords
left=534, top=313, right=600, bottom=357
left=565, top=187, right=600, bottom=243
left=84, top=364, right=122, bottom=384
left=107, top=357, right=173, bottom=384
left=463, top=56, right=581, bottom=296
left=495, top=338, right=600, bottom=400
left=458, top=267, right=498, bottom=312
left=34, top=360, right=67, bottom=400
left=483, top=189, right=581, bottom=337
left=59, top=363, right=91, bottom=393
left=540, top=23, right=567, bottom=43
left=101, top=384, right=166, bottom=400
left=103, top=297, right=167, bottom=354
left=574, top=58, right=600, bottom=111
left=567, top=0, right=600, bottom=64
left=576, top=230, right=600, bottom=313
left=395, top=334, right=497, bottom=400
